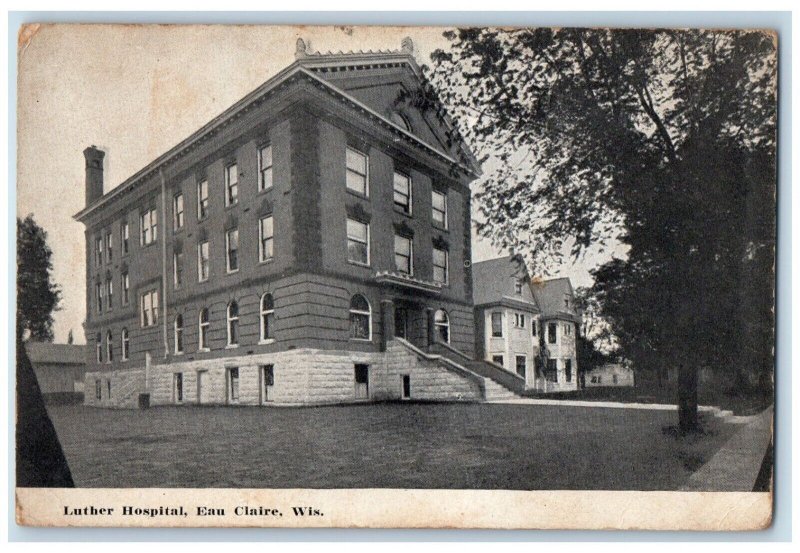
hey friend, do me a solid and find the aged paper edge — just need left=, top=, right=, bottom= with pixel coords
left=16, top=488, right=772, bottom=531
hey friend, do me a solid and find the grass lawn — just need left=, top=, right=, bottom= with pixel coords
left=46, top=402, right=739, bottom=490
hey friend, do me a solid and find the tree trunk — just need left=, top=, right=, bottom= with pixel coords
left=677, top=362, right=699, bottom=433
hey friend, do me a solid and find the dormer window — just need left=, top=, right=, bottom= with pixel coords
left=514, top=279, right=523, bottom=295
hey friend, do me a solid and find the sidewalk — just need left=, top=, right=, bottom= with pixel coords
left=680, top=405, right=774, bottom=492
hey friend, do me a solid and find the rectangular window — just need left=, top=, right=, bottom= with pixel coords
left=532, top=321, right=537, bottom=337
left=107, top=380, right=111, bottom=398
left=565, top=323, right=572, bottom=336
left=346, top=218, right=369, bottom=266
left=492, top=355, right=504, bottom=367
left=122, top=272, right=129, bottom=305
left=514, top=279, right=523, bottom=294
left=106, top=278, right=113, bottom=310
left=433, top=247, right=448, bottom=284
left=105, top=232, right=113, bottom=263
left=174, top=373, right=183, bottom=403
left=515, top=355, right=527, bottom=378
left=565, top=359, right=573, bottom=382
left=226, top=228, right=239, bottom=273
left=173, top=251, right=184, bottom=288
left=432, top=190, right=447, bottom=228
left=258, top=144, right=273, bottom=191
left=95, top=236, right=103, bottom=266
left=140, top=289, right=159, bottom=328
left=225, top=163, right=238, bottom=206
left=228, top=367, right=240, bottom=403
left=393, top=171, right=412, bottom=214
left=394, top=235, right=413, bottom=275
left=95, top=335, right=102, bottom=363
left=121, top=222, right=129, bottom=255
left=514, top=313, right=525, bottom=328
left=612, top=374, right=618, bottom=385
left=259, top=215, right=273, bottom=263
left=354, top=364, right=369, bottom=399
left=402, top=374, right=411, bottom=399
left=262, top=364, right=274, bottom=403
left=546, top=359, right=558, bottom=382
left=173, top=192, right=184, bottom=231
left=95, top=379, right=102, bottom=400
left=95, top=282, right=103, bottom=313
left=140, top=207, right=157, bottom=246
left=345, top=147, right=368, bottom=196
left=548, top=322, right=558, bottom=344
left=491, top=312, right=503, bottom=337
left=197, top=240, right=209, bottom=282
left=197, top=179, right=209, bottom=219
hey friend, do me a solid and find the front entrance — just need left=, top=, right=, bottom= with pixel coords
left=394, top=307, right=409, bottom=340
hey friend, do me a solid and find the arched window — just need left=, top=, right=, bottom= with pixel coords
left=434, top=309, right=450, bottom=344
left=349, top=294, right=371, bottom=340
left=198, top=308, right=210, bottom=351
left=260, top=293, right=275, bottom=341
left=121, top=328, right=129, bottom=361
left=174, top=314, right=184, bottom=354
left=106, top=330, right=113, bottom=362
left=227, top=301, right=239, bottom=346
left=96, top=332, right=102, bottom=363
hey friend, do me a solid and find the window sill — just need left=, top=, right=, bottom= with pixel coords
left=174, top=352, right=184, bottom=356
left=225, top=202, right=239, bottom=210
left=226, top=269, right=240, bottom=275
left=258, top=339, right=275, bottom=345
left=225, top=344, right=240, bottom=350
left=346, top=188, right=369, bottom=201
left=394, top=206, right=413, bottom=218
left=197, top=348, right=210, bottom=353
left=432, top=222, right=449, bottom=233
left=349, top=337, right=372, bottom=343
left=348, top=260, right=371, bottom=268
left=259, top=258, right=274, bottom=265
left=258, top=186, right=274, bottom=195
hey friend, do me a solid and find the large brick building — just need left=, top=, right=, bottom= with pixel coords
left=75, top=38, right=525, bottom=408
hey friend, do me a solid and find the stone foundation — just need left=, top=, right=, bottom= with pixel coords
left=84, top=340, right=485, bottom=408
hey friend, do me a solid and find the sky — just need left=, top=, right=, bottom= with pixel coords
left=17, top=24, right=624, bottom=345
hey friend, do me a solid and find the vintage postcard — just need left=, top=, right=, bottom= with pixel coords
left=15, top=23, right=776, bottom=530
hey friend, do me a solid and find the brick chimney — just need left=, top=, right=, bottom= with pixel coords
left=83, top=145, right=105, bottom=206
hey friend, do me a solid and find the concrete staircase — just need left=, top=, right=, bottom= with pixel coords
left=427, top=342, right=526, bottom=402
left=482, top=377, right=522, bottom=401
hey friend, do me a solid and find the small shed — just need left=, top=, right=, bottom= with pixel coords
left=24, top=342, right=86, bottom=403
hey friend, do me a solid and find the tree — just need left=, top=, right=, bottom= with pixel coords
left=17, top=215, right=61, bottom=342
left=424, top=28, right=776, bottom=432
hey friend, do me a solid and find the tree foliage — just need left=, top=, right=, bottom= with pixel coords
left=427, top=28, right=776, bottom=428
left=17, top=215, right=61, bottom=342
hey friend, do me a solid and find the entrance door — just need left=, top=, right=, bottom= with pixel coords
left=395, top=308, right=409, bottom=339
left=354, top=364, right=369, bottom=399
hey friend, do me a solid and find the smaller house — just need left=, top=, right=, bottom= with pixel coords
left=472, top=256, right=580, bottom=393
left=530, top=276, right=581, bottom=393
left=583, top=363, right=635, bottom=388
left=24, top=342, right=86, bottom=403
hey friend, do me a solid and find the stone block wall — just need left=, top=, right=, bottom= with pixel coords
left=84, top=339, right=485, bottom=408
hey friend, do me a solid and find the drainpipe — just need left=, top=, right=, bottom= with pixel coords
left=159, top=168, right=169, bottom=361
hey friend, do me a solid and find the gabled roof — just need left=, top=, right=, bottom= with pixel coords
left=74, top=38, right=481, bottom=223
left=530, top=277, right=579, bottom=321
left=294, top=37, right=480, bottom=173
left=472, top=256, right=539, bottom=310
left=24, top=342, right=85, bottom=365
